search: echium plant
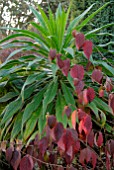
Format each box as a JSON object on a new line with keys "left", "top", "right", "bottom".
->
{"left": 0, "top": 4, "right": 114, "bottom": 168}
{"left": 1, "top": 29, "right": 114, "bottom": 170}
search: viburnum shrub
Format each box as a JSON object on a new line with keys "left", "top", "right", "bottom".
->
{"left": 1, "top": 30, "right": 114, "bottom": 170}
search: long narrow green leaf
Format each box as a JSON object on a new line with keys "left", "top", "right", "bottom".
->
{"left": 43, "top": 77, "right": 58, "bottom": 116}
{"left": 0, "top": 92, "right": 18, "bottom": 103}
{"left": 22, "top": 87, "right": 46, "bottom": 127}
{"left": 61, "top": 81, "right": 76, "bottom": 110}
{"left": 11, "top": 112, "right": 23, "bottom": 140}
{"left": 56, "top": 90, "right": 67, "bottom": 127}
{"left": 1, "top": 97, "right": 22, "bottom": 126}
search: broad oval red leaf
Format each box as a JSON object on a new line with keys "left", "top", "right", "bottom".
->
{"left": 87, "top": 87, "right": 95, "bottom": 102}
{"left": 99, "top": 89, "right": 104, "bottom": 97}
{"left": 70, "top": 64, "right": 84, "bottom": 80}
{"left": 79, "top": 147, "right": 97, "bottom": 169}
{"left": 20, "top": 155, "right": 34, "bottom": 170}
{"left": 87, "top": 130, "right": 94, "bottom": 147}
{"left": 72, "top": 30, "right": 77, "bottom": 37}
{"left": 62, "top": 59, "right": 70, "bottom": 77}
{"left": 49, "top": 49, "right": 56, "bottom": 61}
{"left": 11, "top": 149, "right": 21, "bottom": 170}
{"left": 47, "top": 115, "right": 57, "bottom": 129}
{"left": 56, "top": 54, "right": 64, "bottom": 69}
{"left": 54, "top": 122, "right": 64, "bottom": 142}
{"left": 38, "top": 137, "right": 48, "bottom": 156}
{"left": 92, "top": 69, "right": 103, "bottom": 84}
{"left": 74, "top": 80, "right": 85, "bottom": 94}
{"left": 75, "top": 33, "right": 85, "bottom": 50}
{"left": 82, "top": 40, "right": 93, "bottom": 60}
{"left": 63, "top": 106, "right": 71, "bottom": 118}
{"left": 79, "top": 115, "right": 92, "bottom": 136}
{"left": 6, "top": 147, "right": 13, "bottom": 163}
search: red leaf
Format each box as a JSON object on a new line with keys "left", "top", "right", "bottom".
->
{"left": 6, "top": 147, "right": 13, "bottom": 163}
{"left": 20, "top": 155, "right": 34, "bottom": 170}
{"left": 72, "top": 30, "right": 77, "bottom": 37}
{"left": 56, "top": 54, "right": 64, "bottom": 69}
{"left": 62, "top": 59, "right": 70, "bottom": 77}
{"left": 92, "top": 69, "right": 103, "bottom": 84}
{"left": 63, "top": 106, "right": 71, "bottom": 118}
{"left": 87, "top": 87, "right": 95, "bottom": 102}
{"left": 74, "top": 80, "right": 84, "bottom": 94}
{"left": 82, "top": 87, "right": 95, "bottom": 105}
{"left": 79, "top": 115, "right": 92, "bottom": 136}
{"left": 75, "top": 33, "right": 85, "bottom": 50}
{"left": 71, "top": 110, "right": 77, "bottom": 129}
{"left": 78, "top": 109, "right": 86, "bottom": 121}
{"left": 94, "top": 132, "right": 103, "bottom": 147}
{"left": 47, "top": 115, "right": 57, "bottom": 129}
{"left": 38, "top": 137, "right": 48, "bottom": 156}
{"left": 99, "top": 89, "right": 104, "bottom": 97}
{"left": 53, "top": 122, "right": 64, "bottom": 142}
{"left": 10, "top": 149, "right": 21, "bottom": 170}
{"left": 70, "top": 64, "right": 84, "bottom": 80}
{"left": 82, "top": 40, "right": 93, "bottom": 60}
{"left": 105, "top": 77, "right": 113, "bottom": 92}
{"left": 79, "top": 147, "right": 97, "bottom": 169}
{"left": 49, "top": 49, "right": 56, "bottom": 61}
{"left": 108, "top": 93, "right": 114, "bottom": 115}
{"left": 87, "top": 130, "right": 94, "bottom": 147}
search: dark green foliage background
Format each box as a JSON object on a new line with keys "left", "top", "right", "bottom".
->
{"left": 71, "top": 0, "right": 114, "bottom": 58}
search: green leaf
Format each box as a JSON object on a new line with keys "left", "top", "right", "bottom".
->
{"left": 51, "top": 64, "right": 58, "bottom": 78}
{"left": 22, "top": 87, "right": 46, "bottom": 128}
{"left": 88, "top": 101, "right": 100, "bottom": 121}
{"left": 11, "top": 112, "right": 23, "bottom": 140}
{"left": 0, "top": 92, "right": 18, "bottom": 103}
{"left": 94, "top": 97, "right": 112, "bottom": 114}
{"left": 61, "top": 81, "right": 76, "bottom": 110}
{"left": 21, "top": 72, "right": 45, "bottom": 100}
{"left": 1, "top": 97, "right": 22, "bottom": 126}
{"left": 23, "top": 111, "right": 38, "bottom": 140}
{"left": 64, "top": 47, "right": 74, "bottom": 57}
{"left": 38, "top": 109, "right": 46, "bottom": 136}
{"left": 42, "top": 78, "right": 58, "bottom": 116}
{"left": 56, "top": 90, "right": 67, "bottom": 127}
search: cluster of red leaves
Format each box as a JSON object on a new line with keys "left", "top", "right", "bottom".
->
{"left": 1, "top": 115, "right": 114, "bottom": 170}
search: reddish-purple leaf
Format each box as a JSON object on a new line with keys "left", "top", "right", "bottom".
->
{"left": 87, "top": 87, "right": 95, "bottom": 102}
{"left": 87, "top": 130, "right": 94, "bottom": 147}
{"left": 108, "top": 93, "right": 114, "bottom": 115}
{"left": 10, "top": 149, "right": 21, "bottom": 170}
{"left": 92, "top": 69, "right": 103, "bottom": 84}
{"left": 20, "top": 155, "right": 34, "bottom": 170}
{"left": 99, "top": 89, "right": 104, "bottom": 97}
{"left": 70, "top": 64, "right": 84, "bottom": 80}
{"left": 74, "top": 80, "right": 84, "bottom": 94}
{"left": 82, "top": 40, "right": 93, "bottom": 60}
{"left": 63, "top": 106, "right": 71, "bottom": 118}
{"left": 38, "top": 137, "right": 48, "bottom": 156}
{"left": 94, "top": 132, "right": 103, "bottom": 147}
{"left": 75, "top": 33, "right": 85, "bottom": 50}
{"left": 6, "top": 147, "right": 14, "bottom": 163}
{"left": 47, "top": 115, "right": 57, "bottom": 129}
{"left": 53, "top": 122, "right": 64, "bottom": 142}
{"left": 79, "top": 115, "right": 92, "bottom": 136}
{"left": 72, "top": 30, "right": 77, "bottom": 37}
{"left": 27, "top": 145, "right": 34, "bottom": 156}
{"left": 56, "top": 54, "right": 64, "bottom": 69}
{"left": 71, "top": 110, "right": 77, "bottom": 130}
{"left": 105, "top": 77, "right": 113, "bottom": 92}
{"left": 62, "top": 59, "right": 70, "bottom": 77}
{"left": 79, "top": 147, "right": 97, "bottom": 169}
{"left": 82, "top": 87, "right": 95, "bottom": 105}
{"left": 49, "top": 49, "right": 56, "bottom": 61}
{"left": 78, "top": 109, "right": 86, "bottom": 121}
